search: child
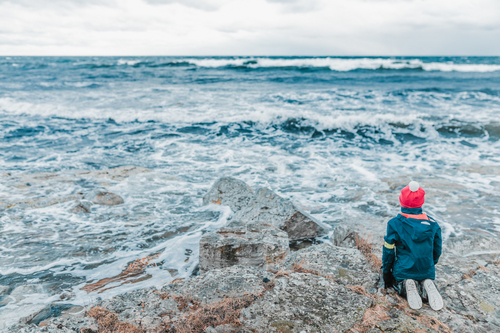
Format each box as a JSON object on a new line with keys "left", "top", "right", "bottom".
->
{"left": 382, "top": 181, "right": 443, "bottom": 310}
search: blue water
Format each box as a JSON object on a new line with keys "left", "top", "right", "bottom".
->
{"left": 1, "top": 56, "right": 500, "bottom": 327}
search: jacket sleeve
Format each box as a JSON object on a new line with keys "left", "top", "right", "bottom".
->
{"left": 433, "top": 225, "right": 442, "bottom": 265}
{"left": 382, "top": 219, "right": 398, "bottom": 273}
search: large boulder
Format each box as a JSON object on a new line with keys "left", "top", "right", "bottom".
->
{"left": 285, "top": 242, "right": 379, "bottom": 290}
{"left": 232, "top": 187, "right": 327, "bottom": 240}
{"left": 199, "top": 222, "right": 289, "bottom": 273}
{"left": 202, "top": 177, "right": 254, "bottom": 213}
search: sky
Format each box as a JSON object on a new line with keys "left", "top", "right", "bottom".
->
{"left": 0, "top": 0, "right": 499, "bottom": 56}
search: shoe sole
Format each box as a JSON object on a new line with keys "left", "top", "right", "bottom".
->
{"left": 405, "top": 279, "right": 422, "bottom": 310}
{"left": 423, "top": 279, "right": 444, "bottom": 311}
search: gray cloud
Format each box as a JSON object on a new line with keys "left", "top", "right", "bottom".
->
{"left": 0, "top": 0, "right": 115, "bottom": 7}
{"left": 144, "top": 0, "right": 223, "bottom": 11}
{"left": 0, "top": 0, "right": 498, "bottom": 56}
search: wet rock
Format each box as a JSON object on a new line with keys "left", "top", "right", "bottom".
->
{"left": 69, "top": 200, "right": 93, "bottom": 214}
{"left": 233, "top": 187, "right": 327, "bottom": 240}
{"left": 86, "top": 191, "right": 124, "bottom": 206}
{"left": 199, "top": 222, "right": 289, "bottom": 273}
{"left": 285, "top": 242, "right": 379, "bottom": 289}
{"left": 10, "top": 284, "right": 45, "bottom": 301}
{"left": 241, "top": 272, "right": 372, "bottom": 332}
{"left": 0, "top": 285, "right": 8, "bottom": 296}
{"left": 202, "top": 177, "right": 254, "bottom": 213}
{"left": 86, "top": 165, "right": 152, "bottom": 181}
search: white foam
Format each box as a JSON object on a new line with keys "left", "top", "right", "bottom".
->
{"left": 181, "top": 57, "right": 500, "bottom": 72}
{"left": 117, "top": 59, "right": 141, "bottom": 66}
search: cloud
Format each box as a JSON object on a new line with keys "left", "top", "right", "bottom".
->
{"left": 0, "top": 0, "right": 498, "bottom": 55}
{"left": 144, "top": 0, "right": 229, "bottom": 11}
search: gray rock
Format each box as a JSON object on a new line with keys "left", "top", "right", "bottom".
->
{"left": 285, "top": 242, "right": 379, "bottom": 289}
{"left": 202, "top": 177, "right": 254, "bottom": 213}
{"left": 241, "top": 272, "right": 372, "bottom": 332}
{"left": 233, "top": 187, "right": 327, "bottom": 240}
{"left": 435, "top": 234, "right": 500, "bottom": 289}
{"left": 332, "top": 223, "right": 358, "bottom": 248}
{"left": 69, "top": 200, "right": 93, "bottom": 214}
{"left": 162, "top": 265, "right": 274, "bottom": 304}
{"left": 97, "top": 286, "right": 180, "bottom": 331}
{"left": 86, "top": 191, "right": 124, "bottom": 206}
{"left": 438, "top": 263, "right": 500, "bottom": 331}
{"left": 199, "top": 222, "right": 289, "bottom": 273}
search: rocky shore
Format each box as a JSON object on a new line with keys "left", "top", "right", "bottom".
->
{"left": 4, "top": 177, "right": 500, "bottom": 332}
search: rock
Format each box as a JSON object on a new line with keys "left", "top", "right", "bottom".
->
{"left": 437, "top": 262, "right": 500, "bottom": 331}
{"left": 162, "top": 265, "right": 274, "bottom": 304}
{"left": 199, "top": 222, "right": 289, "bottom": 273}
{"left": 332, "top": 223, "right": 358, "bottom": 248}
{"left": 87, "top": 165, "right": 152, "bottom": 181}
{"left": 435, "top": 234, "right": 500, "bottom": 289}
{"left": 69, "top": 200, "right": 93, "bottom": 214}
{"left": 10, "top": 284, "right": 45, "bottom": 301}
{"left": 202, "top": 177, "right": 254, "bottom": 213}
{"left": 233, "top": 187, "right": 327, "bottom": 240}
{"left": 285, "top": 243, "right": 379, "bottom": 289}
{"left": 0, "top": 285, "right": 8, "bottom": 296}
{"left": 86, "top": 191, "right": 124, "bottom": 206}
{"left": 241, "top": 272, "right": 372, "bottom": 332}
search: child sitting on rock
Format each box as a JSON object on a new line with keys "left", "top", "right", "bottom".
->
{"left": 382, "top": 181, "right": 444, "bottom": 310}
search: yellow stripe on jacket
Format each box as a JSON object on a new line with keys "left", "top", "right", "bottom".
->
{"left": 384, "top": 241, "right": 395, "bottom": 249}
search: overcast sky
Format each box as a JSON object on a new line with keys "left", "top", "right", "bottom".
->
{"left": 0, "top": 0, "right": 499, "bottom": 56}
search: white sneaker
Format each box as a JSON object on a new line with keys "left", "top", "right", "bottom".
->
{"left": 405, "top": 279, "right": 422, "bottom": 310}
{"left": 423, "top": 279, "right": 444, "bottom": 311}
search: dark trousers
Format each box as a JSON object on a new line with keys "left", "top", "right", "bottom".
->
{"left": 393, "top": 279, "right": 430, "bottom": 301}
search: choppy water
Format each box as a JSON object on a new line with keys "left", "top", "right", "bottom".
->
{"left": 1, "top": 56, "right": 500, "bottom": 327}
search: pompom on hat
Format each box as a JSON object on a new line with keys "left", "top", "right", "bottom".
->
{"left": 399, "top": 181, "right": 425, "bottom": 208}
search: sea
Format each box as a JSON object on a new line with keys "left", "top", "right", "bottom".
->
{"left": 1, "top": 56, "right": 500, "bottom": 327}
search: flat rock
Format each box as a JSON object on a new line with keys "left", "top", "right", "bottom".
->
{"left": 86, "top": 191, "right": 124, "bottom": 206}
{"left": 285, "top": 242, "right": 379, "bottom": 289}
{"left": 199, "top": 222, "right": 289, "bottom": 273}
{"left": 435, "top": 234, "right": 500, "bottom": 289}
{"left": 233, "top": 187, "right": 327, "bottom": 240}
{"left": 163, "top": 265, "right": 274, "bottom": 304}
{"left": 202, "top": 177, "right": 254, "bottom": 213}
{"left": 438, "top": 263, "right": 500, "bottom": 331}
{"left": 85, "top": 165, "right": 152, "bottom": 181}
{"left": 241, "top": 272, "right": 372, "bottom": 332}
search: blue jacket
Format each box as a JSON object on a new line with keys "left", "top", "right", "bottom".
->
{"left": 382, "top": 207, "right": 442, "bottom": 281}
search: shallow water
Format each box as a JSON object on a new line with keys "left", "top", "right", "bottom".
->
{"left": 1, "top": 56, "right": 500, "bottom": 327}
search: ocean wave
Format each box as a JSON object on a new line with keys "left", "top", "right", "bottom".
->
{"left": 3, "top": 57, "right": 500, "bottom": 73}
{"left": 149, "top": 57, "right": 500, "bottom": 72}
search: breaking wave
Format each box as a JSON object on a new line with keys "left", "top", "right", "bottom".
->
{"left": 114, "top": 57, "right": 500, "bottom": 72}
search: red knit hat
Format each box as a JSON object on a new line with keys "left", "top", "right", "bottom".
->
{"left": 399, "top": 181, "right": 425, "bottom": 208}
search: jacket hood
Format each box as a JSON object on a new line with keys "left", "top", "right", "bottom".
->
{"left": 398, "top": 213, "right": 433, "bottom": 243}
